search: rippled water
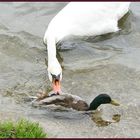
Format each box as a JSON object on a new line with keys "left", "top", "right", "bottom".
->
{"left": 0, "top": 2, "right": 140, "bottom": 138}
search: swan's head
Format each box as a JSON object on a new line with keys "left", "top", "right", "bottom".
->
{"left": 48, "top": 59, "right": 62, "bottom": 94}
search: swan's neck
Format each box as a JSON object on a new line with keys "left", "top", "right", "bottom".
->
{"left": 47, "top": 35, "right": 57, "bottom": 63}
{"left": 46, "top": 32, "right": 62, "bottom": 77}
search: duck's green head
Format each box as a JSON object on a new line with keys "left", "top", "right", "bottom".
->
{"left": 88, "top": 94, "right": 120, "bottom": 110}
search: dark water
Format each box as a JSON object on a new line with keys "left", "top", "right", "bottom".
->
{"left": 0, "top": 2, "right": 140, "bottom": 138}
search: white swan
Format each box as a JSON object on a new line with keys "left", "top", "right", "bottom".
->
{"left": 43, "top": 2, "right": 131, "bottom": 94}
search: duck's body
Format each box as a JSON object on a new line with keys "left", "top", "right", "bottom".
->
{"left": 43, "top": 2, "right": 131, "bottom": 93}
{"left": 34, "top": 93, "right": 89, "bottom": 111}
{"left": 33, "top": 93, "right": 119, "bottom": 111}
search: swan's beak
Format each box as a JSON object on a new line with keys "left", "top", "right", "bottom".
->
{"left": 110, "top": 99, "right": 120, "bottom": 106}
{"left": 52, "top": 80, "right": 61, "bottom": 94}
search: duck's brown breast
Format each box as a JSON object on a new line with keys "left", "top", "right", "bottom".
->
{"left": 71, "top": 100, "right": 89, "bottom": 111}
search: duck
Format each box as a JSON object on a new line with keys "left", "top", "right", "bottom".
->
{"left": 43, "top": 2, "right": 131, "bottom": 94}
{"left": 33, "top": 93, "right": 120, "bottom": 111}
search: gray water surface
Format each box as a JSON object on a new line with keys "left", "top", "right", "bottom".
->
{"left": 0, "top": 2, "right": 140, "bottom": 138}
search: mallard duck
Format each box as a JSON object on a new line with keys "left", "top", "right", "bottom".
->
{"left": 33, "top": 93, "right": 120, "bottom": 111}
{"left": 43, "top": 2, "right": 131, "bottom": 94}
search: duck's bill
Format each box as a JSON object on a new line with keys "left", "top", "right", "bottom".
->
{"left": 110, "top": 99, "right": 120, "bottom": 106}
{"left": 52, "top": 80, "right": 61, "bottom": 94}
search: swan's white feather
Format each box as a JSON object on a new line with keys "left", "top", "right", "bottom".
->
{"left": 44, "top": 2, "right": 130, "bottom": 80}
{"left": 44, "top": 2, "right": 130, "bottom": 43}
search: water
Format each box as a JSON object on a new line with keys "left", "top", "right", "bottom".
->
{"left": 0, "top": 2, "right": 140, "bottom": 138}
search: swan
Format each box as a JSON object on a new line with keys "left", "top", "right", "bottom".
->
{"left": 43, "top": 2, "right": 131, "bottom": 94}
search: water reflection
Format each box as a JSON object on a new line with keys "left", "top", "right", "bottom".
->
{"left": 90, "top": 111, "right": 121, "bottom": 127}
{"left": 0, "top": 2, "right": 140, "bottom": 137}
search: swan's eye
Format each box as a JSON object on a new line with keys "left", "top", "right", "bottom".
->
{"left": 51, "top": 73, "right": 60, "bottom": 81}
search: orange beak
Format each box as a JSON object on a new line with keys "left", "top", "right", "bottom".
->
{"left": 52, "top": 80, "right": 61, "bottom": 94}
